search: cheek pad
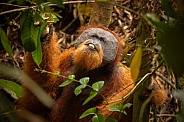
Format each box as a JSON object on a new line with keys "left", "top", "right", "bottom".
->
{"left": 75, "top": 28, "right": 118, "bottom": 64}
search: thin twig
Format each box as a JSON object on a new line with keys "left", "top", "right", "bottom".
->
{"left": 122, "top": 61, "right": 164, "bottom": 102}
{"left": 109, "top": 1, "right": 139, "bottom": 15}
{"left": 0, "top": 7, "right": 29, "bottom": 15}
{"left": 0, "top": 3, "right": 27, "bottom": 7}
{"left": 62, "top": 18, "right": 78, "bottom": 32}
{"left": 155, "top": 71, "right": 176, "bottom": 89}
{"left": 139, "top": 91, "right": 154, "bottom": 122}
{"left": 157, "top": 114, "right": 176, "bottom": 117}
{"left": 0, "top": 1, "right": 94, "bottom": 16}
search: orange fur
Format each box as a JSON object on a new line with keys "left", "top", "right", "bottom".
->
{"left": 73, "top": 41, "right": 103, "bottom": 70}
{"left": 18, "top": 31, "right": 61, "bottom": 118}
{"left": 18, "top": 25, "right": 167, "bottom": 122}
{"left": 150, "top": 78, "right": 167, "bottom": 106}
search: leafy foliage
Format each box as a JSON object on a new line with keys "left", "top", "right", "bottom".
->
{"left": 59, "top": 75, "right": 75, "bottom": 87}
{"left": 79, "top": 108, "right": 106, "bottom": 122}
{"left": 108, "top": 103, "right": 132, "bottom": 115}
{"left": 32, "top": 22, "right": 48, "bottom": 66}
{"left": 74, "top": 77, "right": 89, "bottom": 96}
{"left": 0, "top": 79, "right": 23, "bottom": 99}
{"left": 0, "top": 27, "right": 13, "bottom": 57}
{"left": 92, "top": 81, "right": 104, "bottom": 92}
{"left": 130, "top": 46, "right": 142, "bottom": 81}
{"left": 92, "top": 114, "right": 105, "bottom": 122}
{"left": 20, "top": 10, "right": 37, "bottom": 52}
{"left": 60, "top": 75, "right": 104, "bottom": 105}
{"left": 79, "top": 107, "right": 96, "bottom": 119}
{"left": 143, "top": 10, "right": 184, "bottom": 76}
{"left": 83, "top": 91, "right": 98, "bottom": 105}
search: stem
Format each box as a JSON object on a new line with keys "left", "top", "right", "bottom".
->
{"left": 109, "top": 1, "right": 139, "bottom": 15}
{"left": 139, "top": 91, "right": 154, "bottom": 122}
{"left": 35, "top": 68, "right": 108, "bottom": 103}
{"left": 0, "top": 1, "right": 95, "bottom": 15}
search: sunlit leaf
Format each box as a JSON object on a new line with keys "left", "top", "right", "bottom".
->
{"left": 122, "top": 103, "right": 132, "bottom": 109}
{"left": 122, "top": 110, "right": 127, "bottom": 115}
{"left": 92, "top": 81, "right": 104, "bottom": 92}
{"left": 74, "top": 84, "right": 86, "bottom": 96}
{"left": 83, "top": 91, "right": 97, "bottom": 105}
{"left": 59, "top": 75, "right": 75, "bottom": 87}
{"left": 108, "top": 103, "right": 122, "bottom": 112}
{"left": 0, "top": 79, "right": 23, "bottom": 99}
{"left": 68, "top": 75, "right": 75, "bottom": 79}
{"left": 92, "top": 114, "right": 105, "bottom": 122}
{"left": 50, "top": 13, "right": 59, "bottom": 22}
{"left": 79, "top": 107, "right": 96, "bottom": 119}
{"left": 0, "top": 27, "right": 13, "bottom": 57}
{"left": 51, "top": 71, "right": 60, "bottom": 78}
{"left": 79, "top": 77, "right": 89, "bottom": 85}
{"left": 130, "top": 46, "right": 142, "bottom": 81}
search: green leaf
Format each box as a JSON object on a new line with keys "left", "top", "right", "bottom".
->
{"left": 0, "top": 27, "right": 13, "bottom": 57}
{"left": 79, "top": 77, "right": 89, "bottom": 85}
{"left": 0, "top": 79, "right": 23, "bottom": 99}
{"left": 50, "top": 13, "right": 59, "bottom": 23}
{"left": 32, "top": 23, "right": 48, "bottom": 66}
{"left": 130, "top": 46, "right": 142, "bottom": 81}
{"left": 59, "top": 75, "right": 75, "bottom": 87}
{"left": 108, "top": 103, "right": 123, "bottom": 112}
{"left": 105, "top": 117, "right": 118, "bottom": 122}
{"left": 74, "top": 84, "right": 86, "bottom": 96}
{"left": 122, "top": 110, "right": 127, "bottom": 115}
{"left": 143, "top": 13, "right": 169, "bottom": 33}
{"left": 68, "top": 75, "right": 75, "bottom": 79}
{"left": 20, "top": 17, "right": 37, "bottom": 52}
{"left": 51, "top": 71, "right": 60, "bottom": 78}
{"left": 92, "top": 114, "right": 105, "bottom": 122}
{"left": 83, "top": 91, "right": 97, "bottom": 105}
{"left": 145, "top": 13, "right": 160, "bottom": 23}
{"left": 31, "top": 28, "right": 40, "bottom": 66}
{"left": 20, "top": 10, "right": 29, "bottom": 31}
{"left": 59, "top": 79, "right": 73, "bottom": 87}
{"left": 121, "top": 103, "right": 132, "bottom": 115}
{"left": 92, "top": 81, "right": 104, "bottom": 92}
{"left": 33, "top": 11, "right": 43, "bottom": 22}
{"left": 79, "top": 107, "right": 96, "bottom": 119}
{"left": 122, "top": 103, "right": 132, "bottom": 109}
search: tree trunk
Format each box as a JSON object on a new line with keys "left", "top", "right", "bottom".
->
{"left": 89, "top": 0, "right": 113, "bottom": 27}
